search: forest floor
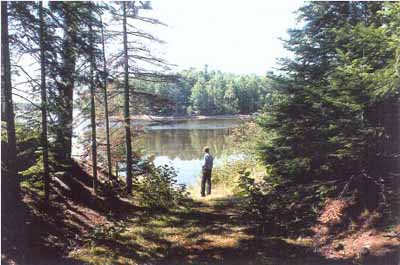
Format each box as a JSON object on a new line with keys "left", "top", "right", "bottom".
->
{"left": 69, "top": 196, "right": 357, "bottom": 265}
{"left": 2, "top": 163, "right": 399, "bottom": 265}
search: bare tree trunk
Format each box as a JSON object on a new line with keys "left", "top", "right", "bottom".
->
{"left": 89, "top": 9, "right": 97, "bottom": 192}
{"left": 1, "top": 1, "right": 19, "bottom": 199}
{"left": 100, "top": 15, "right": 113, "bottom": 179}
{"left": 39, "top": 1, "right": 50, "bottom": 202}
{"left": 123, "top": 2, "right": 133, "bottom": 194}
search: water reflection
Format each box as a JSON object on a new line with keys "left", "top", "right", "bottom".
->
{"left": 139, "top": 118, "right": 240, "bottom": 185}
{"left": 140, "top": 128, "right": 233, "bottom": 160}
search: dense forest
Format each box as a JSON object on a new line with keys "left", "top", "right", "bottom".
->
{"left": 1, "top": 1, "right": 400, "bottom": 265}
{"left": 75, "top": 67, "right": 274, "bottom": 119}
{"left": 133, "top": 66, "right": 274, "bottom": 115}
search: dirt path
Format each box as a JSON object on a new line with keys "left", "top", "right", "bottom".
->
{"left": 72, "top": 197, "right": 350, "bottom": 265}
{"left": 4, "top": 163, "right": 398, "bottom": 265}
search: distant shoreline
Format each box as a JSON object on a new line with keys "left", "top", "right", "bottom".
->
{"left": 129, "top": 114, "right": 252, "bottom": 122}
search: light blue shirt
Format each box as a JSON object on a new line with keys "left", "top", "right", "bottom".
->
{"left": 203, "top": 153, "right": 214, "bottom": 170}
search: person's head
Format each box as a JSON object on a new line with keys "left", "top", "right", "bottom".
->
{"left": 203, "top": 146, "right": 210, "bottom": 153}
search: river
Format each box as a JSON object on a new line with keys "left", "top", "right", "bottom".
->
{"left": 138, "top": 117, "right": 242, "bottom": 185}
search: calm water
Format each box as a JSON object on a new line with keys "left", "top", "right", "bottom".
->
{"left": 139, "top": 118, "right": 241, "bottom": 185}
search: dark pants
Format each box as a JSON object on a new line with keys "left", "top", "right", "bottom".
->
{"left": 201, "top": 169, "right": 212, "bottom": 196}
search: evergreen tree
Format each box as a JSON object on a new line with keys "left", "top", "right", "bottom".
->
{"left": 107, "top": 1, "right": 169, "bottom": 193}
{"left": 1, "top": 1, "right": 20, "bottom": 202}
{"left": 39, "top": 1, "right": 50, "bottom": 201}
{"left": 243, "top": 2, "right": 399, "bottom": 232}
{"left": 88, "top": 3, "right": 98, "bottom": 191}
{"left": 100, "top": 13, "right": 113, "bottom": 179}
{"left": 48, "top": 2, "right": 79, "bottom": 163}
{"left": 122, "top": 1, "right": 133, "bottom": 193}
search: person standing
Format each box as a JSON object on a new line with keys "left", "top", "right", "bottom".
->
{"left": 201, "top": 146, "right": 213, "bottom": 197}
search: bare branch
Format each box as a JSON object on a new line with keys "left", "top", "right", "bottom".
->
{"left": 11, "top": 64, "right": 41, "bottom": 87}
{"left": 131, "top": 16, "right": 167, "bottom": 26}
{"left": 12, "top": 93, "right": 42, "bottom": 110}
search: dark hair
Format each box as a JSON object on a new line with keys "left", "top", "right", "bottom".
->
{"left": 203, "top": 146, "right": 210, "bottom": 153}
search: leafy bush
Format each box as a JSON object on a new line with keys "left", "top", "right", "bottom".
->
{"left": 135, "top": 161, "right": 191, "bottom": 210}
{"left": 227, "top": 119, "right": 266, "bottom": 157}
{"left": 211, "top": 157, "right": 264, "bottom": 196}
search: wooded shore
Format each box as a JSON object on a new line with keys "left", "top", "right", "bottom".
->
{"left": 131, "top": 114, "right": 251, "bottom": 122}
{"left": 109, "top": 114, "right": 252, "bottom": 125}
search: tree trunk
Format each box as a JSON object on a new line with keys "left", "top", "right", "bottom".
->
{"left": 56, "top": 3, "right": 77, "bottom": 163}
{"left": 100, "top": 15, "right": 113, "bottom": 179}
{"left": 39, "top": 1, "right": 50, "bottom": 202}
{"left": 89, "top": 9, "right": 97, "bottom": 192}
{"left": 1, "top": 1, "right": 19, "bottom": 200}
{"left": 116, "top": 161, "right": 119, "bottom": 178}
{"left": 123, "top": 2, "right": 133, "bottom": 194}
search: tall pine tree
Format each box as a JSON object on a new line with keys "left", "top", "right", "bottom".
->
{"left": 245, "top": 2, "right": 399, "bottom": 232}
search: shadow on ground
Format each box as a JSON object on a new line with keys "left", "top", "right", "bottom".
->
{"left": 3, "top": 171, "right": 398, "bottom": 265}
{"left": 74, "top": 197, "right": 373, "bottom": 265}
{"left": 1, "top": 160, "right": 141, "bottom": 265}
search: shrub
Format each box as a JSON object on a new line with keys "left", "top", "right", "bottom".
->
{"left": 135, "top": 161, "right": 191, "bottom": 210}
{"left": 237, "top": 169, "right": 336, "bottom": 236}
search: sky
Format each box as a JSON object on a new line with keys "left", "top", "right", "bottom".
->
{"left": 12, "top": 0, "right": 305, "bottom": 105}
{"left": 146, "top": 0, "right": 304, "bottom": 75}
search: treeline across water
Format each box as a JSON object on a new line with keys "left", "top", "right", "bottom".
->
{"left": 131, "top": 66, "right": 274, "bottom": 115}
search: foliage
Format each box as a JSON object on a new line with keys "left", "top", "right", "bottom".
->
{"left": 238, "top": 170, "right": 336, "bottom": 236}
{"left": 135, "top": 161, "right": 191, "bottom": 210}
{"left": 237, "top": 2, "right": 400, "bottom": 235}
{"left": 227, "top": 119, "right": 267, "bottom": 157}
{"left": 210, "top": 158, "right": 257, "bottom": 196}
{"left": 220, "top": 119, "right": 335, "bottom": 234}
{"left": 15, "top": 124, "right": 61, "bottom": 181}
{"left": 1, "top": 122, "right": 47, "bottom": 195}
{"left": 184, "top": 119, "right": 268, "bottom": 197}
{"left": 134, "top": 67, "right": 274, "bottom": 116}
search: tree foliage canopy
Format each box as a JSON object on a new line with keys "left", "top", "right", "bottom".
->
{"left": 239, "top": 2, "right": 400, "bottom": 234}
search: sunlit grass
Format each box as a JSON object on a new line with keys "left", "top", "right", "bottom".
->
{"left": 188, "top": 181, "right": 236, "bottom": 200}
